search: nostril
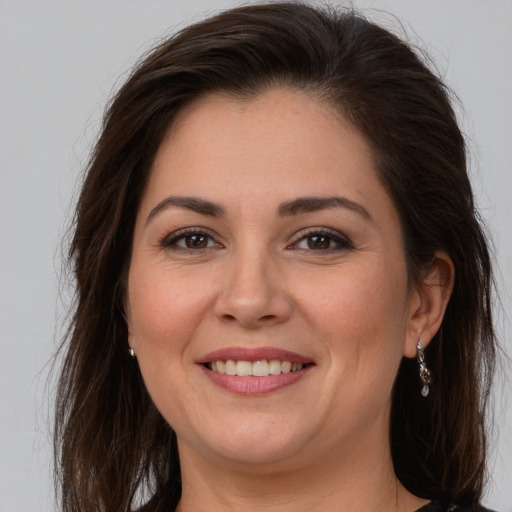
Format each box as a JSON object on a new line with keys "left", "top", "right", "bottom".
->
{"left": 214, "top": 291, "right": 292, "bottom": 327}
{"left": 220, "top": 313, "right": 277, "bottom": 325}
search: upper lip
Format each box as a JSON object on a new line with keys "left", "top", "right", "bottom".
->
{"left": 197, "top": 346, "right": 314, "bottom": 364}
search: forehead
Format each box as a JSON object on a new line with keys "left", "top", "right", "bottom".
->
{"left": 151, "top": 89, "right": 376, "bottom": 193}
{"left": 139, "top": 88, "right": 395, "bottom": 226}
{"left": 133, "top": 88, "right": 405, "bottom": 264}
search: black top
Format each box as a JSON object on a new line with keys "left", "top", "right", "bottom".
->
{"left": 418, "top": 503, "right": 496, "bottom": 512}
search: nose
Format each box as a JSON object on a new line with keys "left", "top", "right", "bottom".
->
{"left": 213, "top": 250, "right": 292, "bottom": 329}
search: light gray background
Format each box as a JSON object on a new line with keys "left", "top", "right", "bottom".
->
{"left": 1, "top": 1, "right": 510, "bottom": 510}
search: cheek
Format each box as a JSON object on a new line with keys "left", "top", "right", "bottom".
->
{"left": 300, "top": 262, "right": 409, "bottom": 427}
{"left": 126, "top": 266, "right": 210, "bottom": 422}
{"left": 298, "top": 260, "right": 409, "bottom": 386}
{"left": 303, "top": 262, "right": 407, "bottom": 337}
{"left": 127, "top": 264, "right": 214, "bottom": 357}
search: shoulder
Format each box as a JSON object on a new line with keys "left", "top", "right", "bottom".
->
{"left": 447, "top": 507, "right": 497, "bottom": 512}
{"left": 418, "top": 503, "right": 497, "bottom": 512}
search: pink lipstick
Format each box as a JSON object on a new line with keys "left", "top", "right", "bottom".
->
{"left": 198, "top": 346, "right": 313, "bottom": 364}
{"left": 197, "top": 346, "right": 314, "bottom": 395}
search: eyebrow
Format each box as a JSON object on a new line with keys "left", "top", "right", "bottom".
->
{"left": 278, "top": 196, "right": 372, "bottom": 221}
{"left": 145, "top": 194, "right": 372, "bottom": 225}
{"left": 146, "top": 196, "right": 225, "bottom": 225}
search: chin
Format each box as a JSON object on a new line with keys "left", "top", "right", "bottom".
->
{"left": 183, "top": 416, "right": 315, "bottom": 469}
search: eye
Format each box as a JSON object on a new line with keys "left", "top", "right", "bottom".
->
{"left": 161, "top": 228, "right": 222, "bottom": 251}
{"left": 291, "top": 229, "right": 353, "bottom": 252}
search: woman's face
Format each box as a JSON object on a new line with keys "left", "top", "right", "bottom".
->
{"left": 126, "top": 89, "right": 420, "bottom": 470}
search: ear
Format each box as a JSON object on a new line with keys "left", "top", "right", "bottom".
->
{"left": 403, "top": 250, "right": 455, "bottom": 358}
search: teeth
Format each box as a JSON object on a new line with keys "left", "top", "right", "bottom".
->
{"left": 225, "top": 360, "right": 237, "bottom": 375}
{"left": 253, "top": 360, "right": 269, "bottom": 377}
{"left": 209, "top": 359, "right": 304, "bottom": 376}
{"left": 216, "top": 360, "right": 226, "bottom": 374}
{"left": 236, "top": 360, "right": 252, "bottom": 376}
{"left": 269, "top": 359, "right": 282, "bottom": 375}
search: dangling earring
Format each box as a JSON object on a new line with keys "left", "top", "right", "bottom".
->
{"left": 416, "top": 340, "right": 433, "bottom": 397}
{"left": 128, "top": 347, "right": 136, "bottom": 358}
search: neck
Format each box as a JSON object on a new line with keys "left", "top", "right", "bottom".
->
{"left": 175, "top": 422, "right": 428, "bottom": 512}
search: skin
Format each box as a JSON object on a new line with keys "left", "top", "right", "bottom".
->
{"left": 126, "top": 88, "right": 453, "bottom": 512}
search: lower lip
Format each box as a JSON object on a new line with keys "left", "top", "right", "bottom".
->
{"left": 200, "top": 365, "right": 313, "bottom": 395}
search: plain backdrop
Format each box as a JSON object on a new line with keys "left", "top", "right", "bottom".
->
{"left": 0, "top": 1, "right": 510, "bottom": 511}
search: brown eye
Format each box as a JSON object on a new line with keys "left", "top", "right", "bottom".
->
{"left": 307, "top": 235, "right": 331, "bottom": 250}
{"left": 185, "top": 234, "right": 208, "bottom": 248}
{"left": 162, "top": 229, "right": 222, "bottom": 251}
{"left": 291, "top": 229, "right": 353, "bottom": 253}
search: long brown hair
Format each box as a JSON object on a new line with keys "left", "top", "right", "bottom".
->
{"left": 54, "top": 3, "right": 497, "bottom": 511}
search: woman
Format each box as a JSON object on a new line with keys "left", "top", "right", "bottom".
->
{"left": 54, "top": 3, "right": 497, "bottom": 511}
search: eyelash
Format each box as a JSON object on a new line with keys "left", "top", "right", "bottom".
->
{"left": 160, "top": 227, "right": 353, "bottom": 253}
{"left": 289, "top": 228, "right": 354, "bottom": 253}
{"left": 160, "top": 227, "right": 222, "bottom": 252}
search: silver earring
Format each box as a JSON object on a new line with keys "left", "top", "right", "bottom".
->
{"left": 128, "top": 347, "right": 136, "bottom": 358}
{"left": 416, "top": 340, "right": 433, "bottom": 397}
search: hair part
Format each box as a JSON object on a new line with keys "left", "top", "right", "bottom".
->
{"left": 55, "top": 3, "right": 496, "bottom": 511}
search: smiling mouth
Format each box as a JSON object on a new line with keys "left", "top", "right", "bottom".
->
{"left": 206, "top": 360, "right": 313, "bottom": 377}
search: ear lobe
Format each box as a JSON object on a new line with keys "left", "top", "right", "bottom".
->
{"left": 403, "top": 250, "right": 455, "bottom": 358}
